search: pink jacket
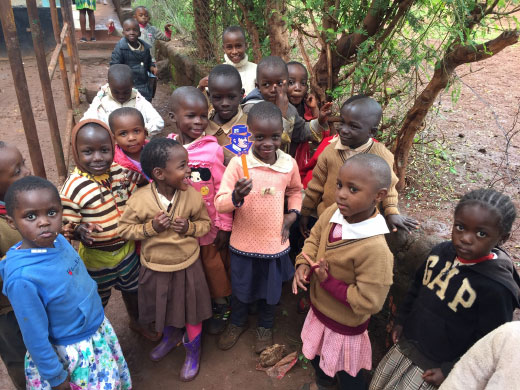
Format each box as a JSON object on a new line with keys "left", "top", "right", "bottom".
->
{"left": 114, "top": 142, "right": 150, "bottom": 181}
{"left": 168, "top": 134, "right": 232, "bottom": 245}
{"left": 215, "top": 150, "right": 303, "bottom": 256}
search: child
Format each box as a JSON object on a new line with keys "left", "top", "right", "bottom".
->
{"left": 370, "top": 188, "right": 520, "bottom": 390}
{"left": 0, "top": 142, "right": 30, "bottom": 390}
{"left": 133, "top": 6, "right": 172, "bottom": 62}
{"left": 207, "top": 64, "right": 248, "bottom": 164}
{"left": 60, "top": 119, "right": 157, "bottom": 341}
{"left": 111, "top": 19, "right": 156, "bottom": 102}
{"left": 109, "top": 107, "right": 150, "bottom": 181}
{"left": 166, "top": 87, "right": 233, "bottom": 335}
{"left": 215, "top": 101, "right": 303, "bottom": 353}
{"left": 300, "top": 96, "right": 418, "bottom": 236}
{"left": 293, "top": 154, "right": 395, "bottom": 390}
{"left": 287, "top": 61, "right": 318, "bottom": 121}
{"left": 242, "top": 56, "right": 331, "bottom": 156}
{"left": 117, "top": 138, "right": 212, "bottom": 381}
{"left": 82, "top": 64, "right": 164, "bottom": 135}
{"left": 0, "top": 176, "right": 131, "bottom": 390}
{"left": 76, "top": 0, "right": 96, "bottom": 42}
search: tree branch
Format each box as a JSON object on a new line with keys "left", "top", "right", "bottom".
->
{"left": 235, "top": 0, "right": 263, "bottom": 62}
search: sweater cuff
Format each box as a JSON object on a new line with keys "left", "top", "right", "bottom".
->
{"left": 232, "top": 191, "right": 244, "bottom": 208}
{"left": 47, "top": 369, "right": 69, "bottom": 388}
{"left": 383, "top": 206, "right": 400, "bottom": 216}
{"left": 295, "top": 255, "right": 309, "bottom": 268}
{"left": 185, "top": 220, "right": 196, "bottom": 236}
{"left": 143, "top": 221, "right": 158, "bottom": 238}
{"left": 320, "top": 273, "right": 350, "bottom": 307}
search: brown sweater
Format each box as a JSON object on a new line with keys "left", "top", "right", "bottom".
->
{"left": 207, "top": 107, "right": 248, "bottom": 164}
{"left": 295, "top": 204, "right": 394, "bottom": 327}
{"left": 301, "top": 138, "right": 400, "bottom": 217}
{"left": 117, "top": 184, "right": 211, "bottom": 272}
{"left": 0, "top": 216, "right": 22, "bottom": 315}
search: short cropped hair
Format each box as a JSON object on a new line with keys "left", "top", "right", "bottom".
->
{"left": 257, "top": 56, "right": 289, "bottom": 80}
{"left": 222, "top": 25, "right": 246, "bottom": 42}
{"left": 108, "top": 64, "right": 134, "bottom": 86}
{"left": 343, "top": 154, "right": 391, "bottom": 190}
{"left": 5, "top": 176, "right": 60, "bottom": 217}
{"left": 108, "top": 107, "right": 145, "bottom": 131}
{"left": 247, "top": 101, "right": 283, "bottom": 128}
{"left": 141, "top": 138, "right": 181, "bottom": 179}
{"left": 287, "top": 61, "right": 307, "bottom": 73}
{"left": 169, "top": 86, "right": 208, "bottom": 113}
{"left": 208, "top": 64, "right": 242, "bottom": 90}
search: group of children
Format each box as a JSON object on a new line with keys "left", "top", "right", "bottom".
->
{"left": 0, "top": 7, "right": 519, "bottom": 390}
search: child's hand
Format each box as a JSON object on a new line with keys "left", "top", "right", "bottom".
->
{"left": 164, "top": 23, "right": 173, "bottom": 34}
{"left": 391, "top": 324, "right": 403, "bottom": 344}
{"left": 197, "top": 76, "right": 209, "bottom": 91}
{"left": 61, "top": 222, "right": 76, "bottom": 242}
{"left": 318, "top": 102, "right": 333, "bottom": 126}
{"left": 305, "top": 256, "right": 329, "bottom": 283}
{"left": 172, "top": 217, "right": 189, "bottom": 234}
{"left": 275, "top": 80, "right": 289, "bottom": 117}
{"left": 422, "top": 368, "right": 445, "bottom": 386}
{"left": 234, "top": 178, "right": 253, "bottom": 202}
{"left": 150, "top": 66, "right": 158, "bottom": 76}
{"left": 306, "top": 94, "right": 320, "bottom": 119}
{"left": 299, "top": 215, "right": 310, "bottom": 238}
{"left": 52, "top": 377, "right": 71, "bottom": 390}
{"left": 386, "top": 214, "right": 420, "bottom": 234}
{"left": 213, "top": 230, "right": 231, "bottom": 251}
{"left": 152, "top": 211, "right": 170, "bottom": 233}
{"left": 292, "top": 264, "right": 311, "bottom": 294}
{"left": 281, "top": 212, "right": 297, "bottom": 244}
{"left": 123, "top": 168, "right": 147, "bottom": 185}
{"left": 76, "top": 223, "right": 103, "bottom": 246}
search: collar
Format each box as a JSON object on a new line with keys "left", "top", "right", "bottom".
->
{"left": 224, "top": 53, "right": 250, "bottom": 69}
{"left": 329, "top": 207, "right": 389, "bottom": 240}
{"left": 127, "top": 40, "right": 143, "bottom": 51}
{"left": 207, "top": 106, "right": 245, "bottom": 136}
{"left": 334, "top": 137, "right": 373, "bottom": 151}
{"left": 105, "top": 84, "right": 137, "bottom": 105}
{"left": 242, "top": 150, "right": 293, "bottom": 173}
{"left": 0, "top": 201, "right": 5, "bottom": 216}
{"left": 456, "top": 253, "right": 496, "bottom": 265}
{"left": 168, "top": 133, "right": 205, "bottom": 148}
{"left": 152, "top": 182, "right": 178, "bottom": 213}
{"left": 73, "top": 167, "right": 110, "bottom": 184}
{"left": 139, "top": 23, "right": 147, "bottom": 29}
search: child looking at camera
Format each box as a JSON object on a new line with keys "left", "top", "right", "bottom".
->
{"left": 133, "top": 6, "right": 172, "bottom": 61}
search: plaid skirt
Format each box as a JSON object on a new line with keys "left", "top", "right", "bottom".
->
{"left": 369, "top": 344, "right": 438, "bottom": 390}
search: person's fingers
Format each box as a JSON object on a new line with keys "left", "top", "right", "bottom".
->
{"left": 301, "top": 252, "right": 316, "bottom": 267}
{"left": 296, "top": 277, "right": 308, "bottom": 291}
{"left": 292, "top": 278, "right": 298, "bottom": 294}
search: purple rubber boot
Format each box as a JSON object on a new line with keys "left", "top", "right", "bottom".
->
{"left": 180, "top": 332, "right": 201, "bottom": 381}
{"left": 149, "top": 326, "right": 183, "bottom": 362}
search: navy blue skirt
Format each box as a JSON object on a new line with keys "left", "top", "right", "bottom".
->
{"left": 230, "top": 249, "right": 295, "bottom": 305}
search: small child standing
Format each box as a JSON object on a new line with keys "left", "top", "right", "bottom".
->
{"left": 133, "top": 6, "right": 172, "bottom": 61}
{"left": 82, "top": 64, "right": 164, "bottom": 135}
{"left": 111, "top": 19, "right": 156, "bottom": 102}
{"left": 370, "top": 188, "right": 519, "bottom": 390}
{"left": 117, "top": 138, "right": 212, "bottom": 381}
{"left": 293, "top": 154, "right": 394, "bottom": 390}
{"left": 166, "top": 87, "right": 233, "bottom": 335}
{"left": 215, "top": 101, "right": 303, "bottom": 353}
{"left": 0, "top": 176, "right": 131, "bottom": 390}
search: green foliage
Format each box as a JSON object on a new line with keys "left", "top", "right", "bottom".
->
{"left": 132, "top": 0, "right": 194, "bottom": 36}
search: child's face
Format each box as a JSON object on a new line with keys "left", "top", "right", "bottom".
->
{"left": 111, "top": 115, "right": 147, "bottom": 158}
{"left": 7, "top": 189, "right": 62, "bottom": 249}
{"left": 123, "top": 21, "right": 141, "bottom": 43}
{"left": 335, "top": 163, "right": 386, "bottom": 223}
{"left": 0, "top": 145, "right": 30, "bottom": 200}
{"left": 208, "top": 76, "right": 243, "bottom": 122}
{"left": 109, "top": 78, "right": 133, "bottom": 104}
{"left": 250, "top": 117, "right": 282, "bottom": 164}
{"left": 171, "top": 98, "right": 209, "bottom": 143}
{"left": 287, "top": 64, "right": 308, "bottom": 106}
{"left": 76, "top": 125, "right": 114, "bottom": 176}
{"left": 338, "top": 103, "right": 373, "bottom": 148}
{"left": 256, "top": 66, "right": 288, "bottom": 104}
{"left": 134, "top": 8, "right": 149, "bottom": 26}
{"left": 222, "top": 31, "right": 246, "bottom": 64}
{"left": 154, "top": 146, "right": 191, "bottom": 191}
{"left": 452, "top": 203, "right": 508, "bottom": 260}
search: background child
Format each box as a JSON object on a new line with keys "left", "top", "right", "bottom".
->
{"left": 117, "top": 138, "right": 212, "bottom": 381}
{"left": 0, "top": 176, "right": 131, "bottom": 390}
{"left": 215, "top": 101, "right": 302, "bottom": 353}
{"left": 133, "top": 6, "right": 172, "bottom": 62}
{"left": 60, "top": 119, "right": 156, "bottom": 341}
{"left": 82, "top": 64, "right": 164, "bottom": 135}
{"left": 111, "top": 19, "right": 156, "bottom": 102}
{"left": 293, "top": 154, "right": 394, "bottom": 390}
{"left": 287, "top": 61, "right": 319, "bottom": 121}
{"left": 370, "top": 188, "right": 519, "bottom": 390}
{"left": 0, "top": 142, "right": 30, "bottom": 390}
{"left": 76, "top": 0, "right": 96, "bottom": 42}
{"left": 167, "top": 87, "right": 233, "bottom": 335}
{"left": 300, "top": 96, "right": 418, "bottom": 236}
{"left": 207, "top": 64, "right": 247, "bottom": 165}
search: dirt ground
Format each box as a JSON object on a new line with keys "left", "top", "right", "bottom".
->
{"left": 0, "top": 6, "right": 519, "bottom": 388}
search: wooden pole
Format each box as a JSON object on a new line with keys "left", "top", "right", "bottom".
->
{"left": 0, "top": 0, "right": 46, "bottom": 178}
{"left": 26, "top": 0, "right": 67, "bottom": 181}
{"left": 60, "top": 0, "right": 81, "bottom": 105}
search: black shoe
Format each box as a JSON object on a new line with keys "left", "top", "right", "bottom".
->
{"left": 206, "top": 302, "right": 231, "bottom": 335}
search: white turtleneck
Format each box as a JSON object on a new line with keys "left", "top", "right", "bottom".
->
{"left": 224, "top": 54, "right": 257, "bottom": 96}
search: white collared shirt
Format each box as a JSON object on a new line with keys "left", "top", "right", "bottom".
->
{"left": 329, "top": 208, "right": 389, "bottom": 240}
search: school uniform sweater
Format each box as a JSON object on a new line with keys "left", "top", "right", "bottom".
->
{"left": 301, "top": 137, "right": 399, "bottom": 217}
{"left": 207, "top": 106, "right": 248, "bottom": 164}
{"left": 0, "top": 214, "right": 21, "bottom": 315}
{"left": 295, "top": 204, "right": 393, "bottom": 329}
{"left": 396, "top": 241, "right": 520, "bottom": 376}
{"left": 117, "top": 184, "right": 211, "bottom": 272}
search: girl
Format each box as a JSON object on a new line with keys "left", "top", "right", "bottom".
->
{"left": 293, "top": 153, "right": 395, "bottom": 390}
{"left": 0, "top": 176, "right": 131, "bottom": 390}
{"left": 215, "top": 101, "right": 302, "bottom": 353}
{"left": 370, "top": 188, "right": 520, "bottom": 390}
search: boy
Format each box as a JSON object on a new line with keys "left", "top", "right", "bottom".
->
{"left": 300, "top": 97, "right": 418, "bottom": 235}
{"left": 82, "top": 64, "right": 164, "bottom": 135}
{"left": 0, "top": 142, "right": 30, "bottom": 390}
{"left": 133, "top": 6, "right": 172, "bottom": 62}
{"left": 242, "top": 56, "right": 332, "bottom": 156}
{"left": 207, "top": 64, "right": 247, "bottom": 164}
{"left": 111, "top": 19, "right": 156, "bottom": 101}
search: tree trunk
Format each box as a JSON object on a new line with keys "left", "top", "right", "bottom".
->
{"left": 393, "top": 30, "right": 520, "bottom": 190}
{"left": 236, "top": 0, "right": 263, "bottom": 62}
{"left": 193, "top": 0, "right": 214, "bottom": 60}
{"left": 265, "top": 0, "right": 290, "bottom": 60}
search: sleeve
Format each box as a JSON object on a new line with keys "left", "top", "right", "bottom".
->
{"left": 212, "top": 148, "right": 233, "bottom": 232}
{"left": 294, "top": 215, "right": 323, "bottom": 268}
{"left": 290, "top": 112, "right": 328, "bottom": 144}
{"left": 396, "top": 259, "right": 428, "bottom": 325}
{"left": 140, "top": 99, "right": 164, "bottom": 135}
{"left": 110, "top": 44, "right": 124, "bottom": 65}
{"left": 301, "top": 149, "right": 328, "bottom": 216}
{"left": 285, "top": 160, "right": 303, "bottom": 211}
{"left": 81, "top": 94, "right": 103, "bottom": 122}
{"left": 214, "top": 158, "right": 242, "bottom": 214}
{"left": 185, "top": 193, "right": 212, "bottom": 237}
{"left": 7, "top": 279, "right": 68, "bottom": 387}
{"left": 378, "top": 149, "right": 399, "bottom": 216}
{"left": 320, "top": 274, "right": 350, "bottom": 306}
{"left": 117, "top": 201, "right": 156, "bottom": 240}
{"left": 152, "top": 26, "right": 170, "bottom": 41}
{"left": 60, "top": 186, "right": 83, "bottom": 225}
{"left": 475, "top": 283, "right": 514, "bottom": 341}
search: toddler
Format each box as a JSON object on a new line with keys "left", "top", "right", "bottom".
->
{"left": 82, "top": 64, "right": 164, "bottom": 135}
{"left": 166, "top": 87, "right": 233, "bottom": 335}
{"left": 215, "top": 101, "right": 303, "bottom": 353}
{"left": 370, "top": 188, "right": 520, "bottom": 389}
{"left": 117, "top": 138, "right": 212, "bottom": 381}
{"left": 133, "top": 6, "right": 172, "bottom": 62}
{"left": 293, "top": 154, "right": 395, "bottom": 390}
{"left": 287, "top": 61, "right": 318, "bottom": 121}
{"left": 0, "top": 176, "right": 131, "bottom": 390}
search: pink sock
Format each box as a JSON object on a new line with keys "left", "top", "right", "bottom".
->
{"left": 185, "top": 322, "right": 202, "bottom": 341}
